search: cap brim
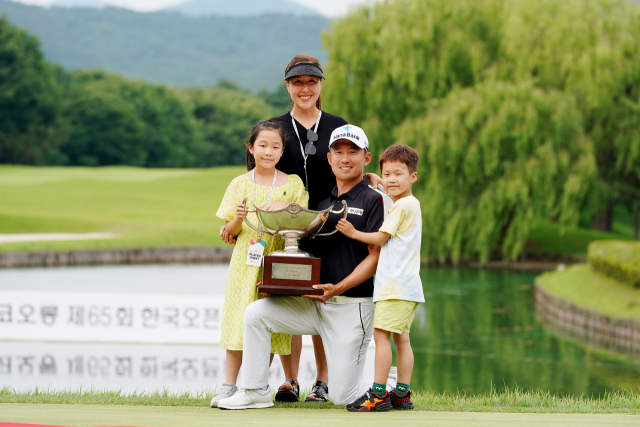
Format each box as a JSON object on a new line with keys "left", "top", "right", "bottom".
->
{"left": 284, "top": 64, "right": 324, "bottom": 80}
{"left": 329, "top": 138, "right": 368, "bottom": 150}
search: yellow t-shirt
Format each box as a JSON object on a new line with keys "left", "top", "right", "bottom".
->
{"left": 374, "top": 195, "right": 424, "bottom": 303}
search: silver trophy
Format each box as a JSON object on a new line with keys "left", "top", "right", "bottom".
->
{"left": 242, "top": 199, "right": 347, "bottom": 295}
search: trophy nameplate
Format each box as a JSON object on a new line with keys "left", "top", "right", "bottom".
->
{"left": 242, "top": 200, "right": 347, "bottom": 296}
{"left": 272, "top": 262, "right": 313, "bottom": 281}
{"left": 262, "top": 256, "right": 322, "bottom": 295}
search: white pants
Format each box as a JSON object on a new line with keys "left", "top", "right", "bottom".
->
{"left": 240, "top": 295, "right": 374, "bottom": 405}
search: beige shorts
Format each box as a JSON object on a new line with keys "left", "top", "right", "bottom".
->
{"left": 373, "top": 299, "right": 419, "bottom": 334}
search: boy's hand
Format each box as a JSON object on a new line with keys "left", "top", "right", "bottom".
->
{"left": 336, "top": 218, "right": 357, "bottom": 238}
{"left": 235, "top": 203, "right": 248, "bottom": 219}
{"left": 365, "top": 173, "right": 383, "bottom": 189}
{"left": 259, "top": 201, "right": 286, "bottom": 211}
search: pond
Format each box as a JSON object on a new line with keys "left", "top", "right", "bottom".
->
{"left": 1, "top": 264, "right": 638, "bottom": 397}
{"left": 415, "top": 268, "right": 640, "bottom": 397}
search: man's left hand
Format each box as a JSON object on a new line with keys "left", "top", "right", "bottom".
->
{"left": 256, "top": 280, "right": 273, "bottom": 298}
{"left": 303, "top": 283, "right": 339, "bottom": 303}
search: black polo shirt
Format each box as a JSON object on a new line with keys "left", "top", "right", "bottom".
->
{"left": 304, "top": 178, "right": 385, "bottom": 298}
{"left": 271, "top": 111, "right": 348, "bottom": 210}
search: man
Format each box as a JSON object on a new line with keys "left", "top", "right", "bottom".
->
{"left": 218, "top": 124, "right": 390, "bottom": 409}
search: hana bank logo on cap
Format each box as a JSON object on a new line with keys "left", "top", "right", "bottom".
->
{"left": 329, "top": 124, "right": 369, "bottom": 150}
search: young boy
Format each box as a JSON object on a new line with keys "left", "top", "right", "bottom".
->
{"left": 336, "top": 144, "right": 424, "bottom": 412}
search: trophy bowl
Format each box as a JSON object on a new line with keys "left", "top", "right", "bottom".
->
{"left": 243, "top": 199, "right": 347, "bottom": 295}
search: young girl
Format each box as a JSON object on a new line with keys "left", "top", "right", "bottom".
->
{"left": 211, "top": 120, "right": 309, "bottom": 408}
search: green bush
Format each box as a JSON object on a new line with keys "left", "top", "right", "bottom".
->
{"left": 588, "top": 241, "right": 640, "bottom": 289}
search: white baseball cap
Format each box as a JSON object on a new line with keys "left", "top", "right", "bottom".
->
{"left": 329, "top": 124, "right": 369, "bottom": 151}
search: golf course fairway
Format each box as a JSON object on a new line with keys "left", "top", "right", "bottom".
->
{"left": 2, "top": 405, "right": 640, "bottom": 427}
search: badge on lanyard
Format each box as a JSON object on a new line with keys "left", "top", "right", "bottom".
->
{"left": 245, "top": 168, "right": 276, "bottom": 267}
{"left": 246, "top": 239, "right": 266, "bottom": 267}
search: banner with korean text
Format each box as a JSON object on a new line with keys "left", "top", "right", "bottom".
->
{"left": 0, "top": 292, "right": 224, "bottom": 344}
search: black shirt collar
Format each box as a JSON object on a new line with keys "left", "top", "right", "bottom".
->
{"left": 331, "top": 177, "right": 368, "bottom": 201}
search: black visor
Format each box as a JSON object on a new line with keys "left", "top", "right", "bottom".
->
{"left": 284, "top": 62, "right": 324, "bottom": 81}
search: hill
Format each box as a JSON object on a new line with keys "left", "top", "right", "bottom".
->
{"left": 161, "top": 0, "right": 321, "bottom": 17}
{"left": 0, "top": 0, "right": 328, "bottom": 90}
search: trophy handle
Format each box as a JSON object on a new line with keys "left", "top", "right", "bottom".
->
{"left": 240, "top": 197, "right": 275, "bottom": 236}
{"left": 314, "top": 200, "right": 348, "bottom": 237}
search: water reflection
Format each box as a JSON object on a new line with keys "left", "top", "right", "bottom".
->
{"left": 413, "top": 268, "right": 640, "bottom": 396}
{"left": 0, "top": 341, "right": 352, "bottom": 394}
{"left": 1, "top": 265, "right": 640, "bottom": 396}
{"left": 0, "top": 264, "right": 375, "bottom": 393}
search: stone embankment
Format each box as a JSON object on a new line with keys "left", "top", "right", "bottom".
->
{"left": 535, "top": 281, "right": 640, "bottom": 359}
{"left": 0, "top": 247, "right": 234, "bottom": 268}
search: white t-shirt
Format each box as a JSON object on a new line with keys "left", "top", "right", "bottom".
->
{"left": 373, "top": 195, "right": 424, "bottom": 303}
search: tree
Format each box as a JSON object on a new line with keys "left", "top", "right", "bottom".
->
{"left": 0, "top": 16, "right": 61, "bottom": 164}
{"left": 497, "top": 0, "right": 640, "bottom": 232}
{"left": 397, "top": 82, "right": 596, "bottom": 263}
{"left": 60, "top": 71, "right": 200, "bottom": 167}
{"left": 61, "top": 78, "right": 147, "bottom": 166}
{"left": 177, "top": 83, "right": 274, "bottom": 167}
{"left": 258, "top": 83, "right": 291, "bottom": 116}
{"left": 323, "top": 0, "right": 503, "bottom": 157}
{"left": 323, "top": 0, "right": 640, "bottom": 260}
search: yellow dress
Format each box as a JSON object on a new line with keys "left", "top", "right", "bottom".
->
{"left": 216, "top": 173, "right": 309, "bottom": 353}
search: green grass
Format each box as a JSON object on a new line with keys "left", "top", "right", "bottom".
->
{"left": 536, "top": 264, "right": 640, "bottom": 320}
{"left": 0, "top": 165, "right": 633, "bottom": 255}
{"left": 3, "top": 404, "right": 639, "bottom": 427}
{"left": 525, "top": 218, "right": 631, "bottom": 258}
{"left": 0, "top": 165, "right": 245, "bottom": 252}
{"left": 588, "top": 240, "right": 640, "bottom": 288}
{"left": 613, "top": 205, "right": 636, "bottom": 240}
{"left": 2, "top": 386, "right": 640, "bottom": 414}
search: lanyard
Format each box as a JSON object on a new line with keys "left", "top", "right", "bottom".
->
{"left": 290, "top": 110, "right": 322, "bottom": 190}
{"left": 252, "top": 168, "right": 277, "bottom": 241}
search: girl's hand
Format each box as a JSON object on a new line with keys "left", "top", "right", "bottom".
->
{"left": 259, "top": 201, "right": 286, "bottom": 211}
{"left": 336, "top": 218, "right": 357, "bottom": 238}
{"left": 219, "top": 225, "right": 236, "bottom": 245}
{"left": 256, "top": 280, "right": 272, "bottom": 298}
{"left": 235, "top": 203, "right": 248, "bottom": 219}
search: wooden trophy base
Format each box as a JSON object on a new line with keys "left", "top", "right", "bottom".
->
{"left": 261, "top": 255, "right": 323, "bottom": 296}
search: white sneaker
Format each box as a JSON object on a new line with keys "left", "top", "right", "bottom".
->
{"left": 217, "top": 386, "right": 274, "bottom": 410}
{"left": 387, "top": 366, "right": 398, "bottom": 391}
{"left": 210, "top": 382, "right": 238, "bottom": 408}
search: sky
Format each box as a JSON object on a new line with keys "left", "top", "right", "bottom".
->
{"left": 12, "top": 0, "right": 378, "bottom": 17}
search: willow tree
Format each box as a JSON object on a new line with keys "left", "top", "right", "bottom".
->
{"left": 323, "top": 0, "right": 504, "bottom": 156}
{"left": 397, "top": 82, "right": 596, "bottom": 263}
{"left": 323, "top": 0, "right": 640, "bottom": 261}
{"left": 497, "top": 0, "right": 640, "bottom": 231}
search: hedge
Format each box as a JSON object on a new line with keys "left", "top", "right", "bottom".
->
{"left": 588, "top": 241, "right": 640, "bottom": 289}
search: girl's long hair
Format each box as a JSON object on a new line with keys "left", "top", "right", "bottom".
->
{"left": 245, "top": 120, "right": 287, "bottom": 171}
{"left": 285, "top": 54, "right": 323, "bottom": 110}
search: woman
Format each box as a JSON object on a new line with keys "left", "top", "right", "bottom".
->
{"left": 268, "top": 54, "right": 343, "bottom": 404}
{"left": 270, "top": 55, "right": 348, "bottom": 211}
{"left": 220, "top": 54, "right": 382, "bottom": 403}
